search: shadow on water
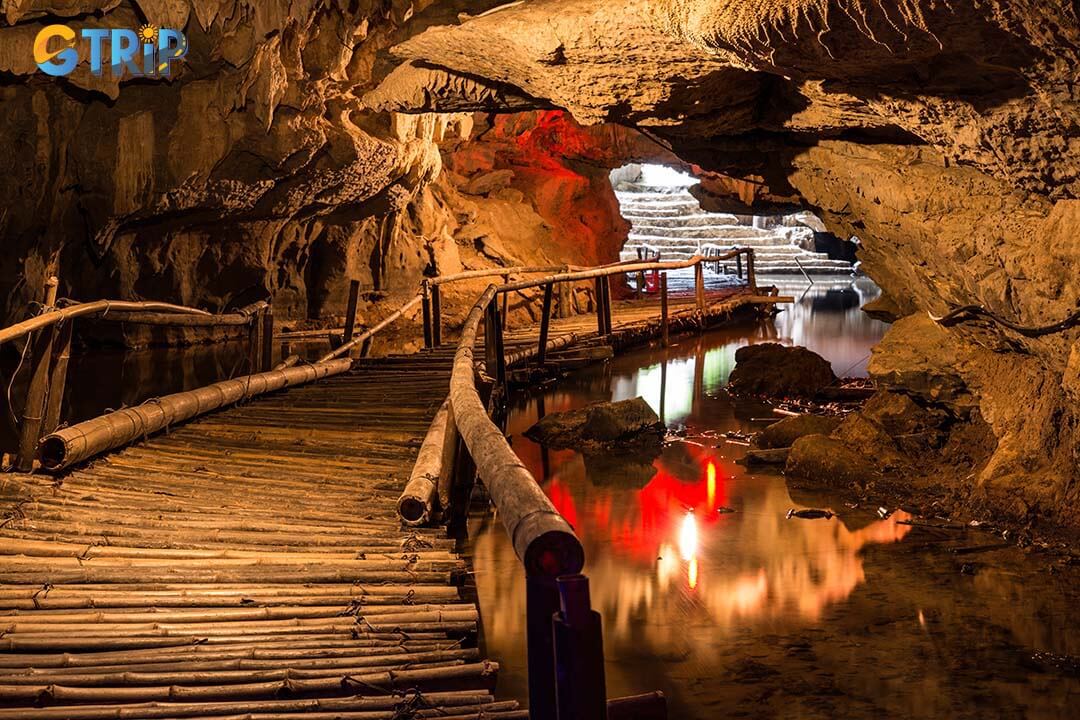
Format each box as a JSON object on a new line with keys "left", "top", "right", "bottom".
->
{"left": 468, "top": 276, "right": 1080, "bottom": 719}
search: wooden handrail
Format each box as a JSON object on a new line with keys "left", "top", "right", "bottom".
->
{"left": 449, "top": 284, "right": 584, "bottom": 578}
{"left": 497, "top": 249, "right": 755, "bottom": 294}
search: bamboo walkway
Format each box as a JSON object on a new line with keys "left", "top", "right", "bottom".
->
{"left": 0, "top": 285, "right": 766, "bottom": 719}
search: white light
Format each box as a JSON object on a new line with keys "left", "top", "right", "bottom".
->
{"left": 679, "top": 511, "right": 698, "bottom": 561}
{"left": 641, "top": 164, "right": 696, "bottom": 188}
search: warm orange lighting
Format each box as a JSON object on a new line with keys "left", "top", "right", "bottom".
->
{"left": 679, "top": 511, "right": 698, "bottom": 561}
{"left": 688, "top": 557, "right": 699, "bottom": 590}
{"left": 706, "top": 461, "right": 717, "bottom": 511}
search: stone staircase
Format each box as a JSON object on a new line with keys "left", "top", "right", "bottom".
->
{"left": 615, "top": 184, "right": 854, "bottom": 275}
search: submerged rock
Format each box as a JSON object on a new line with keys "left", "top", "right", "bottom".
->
{"left": 525, "top": 397, "right": 664, "bottom": 451}
{"left": 752, "top": 414, "right": 844, "bottom": 449}
{"left": 727, "top": 343, "right": 837, "bottom": 398}
{"left": 785, "top": 435, "right": 880, "bottom": 488}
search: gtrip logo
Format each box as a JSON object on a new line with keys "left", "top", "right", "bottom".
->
{"left": 34, "top": 24, "right": 187, "bottom": 78}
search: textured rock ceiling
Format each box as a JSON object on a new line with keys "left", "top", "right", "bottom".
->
{"left": 372, "top": 0, "right": 1080, "bottom": 524}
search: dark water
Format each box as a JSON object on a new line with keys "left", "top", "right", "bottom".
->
{"left": 468, "top": 277, "right": 1080, "bottom": 718}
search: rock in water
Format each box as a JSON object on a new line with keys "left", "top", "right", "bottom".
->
{"left": 727, "top": 343, "right": 837, "bottom": 398}
{"left": 751, "top": 414, "right": 843, "bottom": 449}
{"left": 525, "top": 397, "right": 664, "bottom": 451}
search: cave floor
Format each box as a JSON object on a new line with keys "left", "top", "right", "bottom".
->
{"left": 0, "top": 285, "right": 772, "bottom": 718}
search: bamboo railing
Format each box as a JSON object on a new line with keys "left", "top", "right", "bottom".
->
{"left": 407, "top": 248, "right": 755, "bottom": 720}
{"left": 0, "top": 251, "right": 756, "bottom": 720}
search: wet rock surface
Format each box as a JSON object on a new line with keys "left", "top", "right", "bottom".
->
{"left": 728, "top": 343, "right": 838, "bottom": 399}
{"left": 525, "top": 396, "right": 665, "bottom": 452}
{"left": 752, "top": 414, "right": 843, "bottom": 450}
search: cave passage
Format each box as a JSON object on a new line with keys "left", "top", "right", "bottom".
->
{"left": 2, "top": 1, "right": 1079, "bottom": 719}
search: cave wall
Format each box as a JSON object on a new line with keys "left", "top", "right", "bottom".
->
{"left": 0, "top": 1, "right": 655, "bottom": 335}
{"left": 368, "top": 0, "right": 1080, "bottom": 525}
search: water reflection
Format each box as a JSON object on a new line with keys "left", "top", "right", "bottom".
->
{"left": 469, "top": 278, "right": 1080, "bottom": 718}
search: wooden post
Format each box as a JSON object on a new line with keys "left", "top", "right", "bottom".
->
{"left": 594, "top": 278, "right": 606, "bottom": 336}
{"left": 501, "top": 274, "right": 510, "bottom": 323}
{"left": 260, "top": 305, "right": 274, "bottom": 373}
{"left": 527, "top": 575, "right": 561, "bottom": 720}
{"left": 602, "top": 275, "right": 613, "bottom": 335}
{"left": 553, "top": 574, "right": 607, "bottom": 720}
{"left": 736, "top": 252, "right": 743, "bottom": 279}
{"left": 558, "top": 279, "right": 572, "bottom": 319}
{"left": 746, "top": 249, "right": 757, "bottom": 291}
{"left": 247, "top": 310, "right": 263, "bottom": 374}
{"left": 485, "top": 300, "right": 506, "bottom": 388}
{"left": 660, "top": 272, "right": 670, "bottom": 348}
{"left": 537, "top": 282, "right": 554, "bottom": 365}
{"left": 421, "top": 281, "right": 434, "bottom": 349}
{"left": 343, "top": 279, "right": 361, "bottom": 344}
{"left": 42, "top": 318, "right": 72, "bottom": 435}
{"left": 636, "top": 270, "right": 646, "bottom": 299}
{"left": 17, "top": 277, "right": 59, "bottom": 471}
{"left": 431, "top": 283, "right": 442, "bottom": 348}
{"left": 694, "top": 261, "right": 705, "bottom": 313}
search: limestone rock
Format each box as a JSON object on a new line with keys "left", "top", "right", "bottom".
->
{"left": 728, "top": 343, "right": 837, "bottom": 398}
{"left": 785, "top": 435, "right": 880, "bottom": 489}
{"left": 751, "top": 414, "right": 843, "bottom": 450}
{"left": 525, "top": 397, "right": 664, "bottom": 450}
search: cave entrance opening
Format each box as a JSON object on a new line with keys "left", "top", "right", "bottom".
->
{"left": 608, "top": 163, "right": 857, "bottom": 291}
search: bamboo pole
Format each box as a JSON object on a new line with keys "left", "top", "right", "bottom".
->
{"left": 38, "top": 359, "right": 352, "bottom": 470}
{"left": 422, "top": 282, "right": 434, "bottom": 349}
{"left": 260, "top": 306, "right": 273, "bottom": 373}
{"left": 694, "top": 261, "right": 706, "bottom": 312}
{"left": 431, "top": 283, "right": 442, "bottom": 347}
{"left": 0, "top": 661, "right": 498, "bottom": 704}
{"left": 536, "top": 283, "right": 553, "bottom": 365}
{"left": 397, "top": 399, "right": 451, "bottom": 525}
{"left": 318, "top": 294, "right": 422, "bottom": 363}
{"left": 16, "top": 277, "right": 59, "bottom": 471}
{"left": 343, "top": 280, "right": 361, "bottom": 344}
{"left": 660, "top": 273, "right": 670, "bottom": 348}
{"left": 42, "top": 316, "right": 72, "bottom": 435}
{"left": 0, "top": 690, "right": 500, "bottom": 719}
{"left": 449, "top": 286, "right": 583, "bottom": 578}
{"left": 0, "top": 301, "right": 263, "bottom": 348}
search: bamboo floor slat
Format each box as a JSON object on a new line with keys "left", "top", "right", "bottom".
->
{"left": 0, "top": 287, "right": 761, "bottom": 718}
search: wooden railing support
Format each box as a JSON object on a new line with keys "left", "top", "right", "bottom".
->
{"left": 260, "top": 305, "right": 274, "bottom": 373}
{"left": 537, "top": 282, "right": 554, "bottom": 366}
{"left": 501, "top": 274, "right": 510, "bottom": 323}
{"left": 554, "top": 574, "right": 608, "bottom": 720}
{"left": 736, "top": 252, "right": 743, "bottom": 279}
{"left": 484, "top": 300, "right": 507, "bottom": 389}
{"left": 431, "top": 283, "right": 442, "bottom": 348}
{"left": 558, "top": 280, "right": 571, "bottom": 319}
{"left": 695, "top": 261, "right": 706, "bottom": 313}
{"left": 343, "top": 279, "right": 361, "bottom": 344}
{"left": 43, "top": 317, "right": 72, "bottom": 436}
{"left": 747, "top": 249, "right": 757, "bottom": 291}
{"left": 527, "top": 574, "right": 561, "bottom": 720}
{"left": 422, "top": 281, "right": 434, "bottom": 349}
{"left": 602, "top": 275, "right": 613, "bottom": 335}
{"left": 17, "top": 277, "right": 59, "bottom": 471}
{"left": 247, "top": 307, "right": 264, "bottom": 374}
{"left": 660, "top": 272, "right": 670, "bottom": 348}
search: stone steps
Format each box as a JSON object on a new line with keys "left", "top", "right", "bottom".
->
{"left": 615, "top": 184, "right": 853, "bottom": 275}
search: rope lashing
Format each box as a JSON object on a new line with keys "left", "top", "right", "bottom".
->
{"left": 930, "top": 304, "right": 1080, "bottom": 337}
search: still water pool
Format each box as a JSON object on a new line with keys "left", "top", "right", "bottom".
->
{"left": 468, "top": 277, "right": 1079, "bottom": 718}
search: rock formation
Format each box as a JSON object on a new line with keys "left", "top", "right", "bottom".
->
{"left": 2, "top": 1, "right": 1079, "bottom": 525}
{"left": 364, "top": 0, "right": 1080, "bottom": 526}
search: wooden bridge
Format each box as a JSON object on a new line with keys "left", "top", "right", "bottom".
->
{"left": 0, "top": 252, "right": 784, "bottom": 719}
